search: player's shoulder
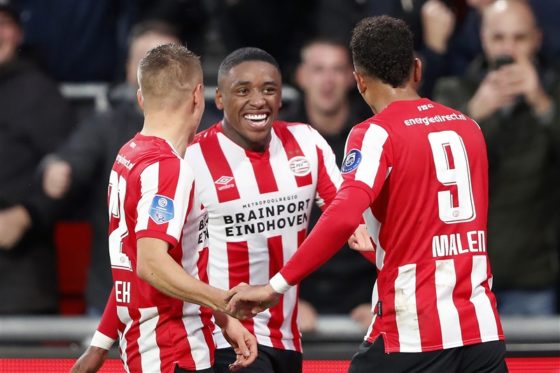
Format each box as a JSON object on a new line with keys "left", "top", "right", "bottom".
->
{"left": 192, "top": 122, "right": 221, "bottom": 145}
{"left": 118, "top": 134, "right": 181, "bottom": 172}
{"left": 273, "top": 120, "right": 325, "bottom": 141}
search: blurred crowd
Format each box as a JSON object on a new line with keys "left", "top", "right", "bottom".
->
{"left": 0, "top": 0, "right": 558, "bottom": 330}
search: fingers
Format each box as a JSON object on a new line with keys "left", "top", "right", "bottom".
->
{"left": 348, "top": 225, "right": 374, "bottom": 251}
{"left": 229, "top": 333, "right": 257, "bottom": 371}
{"left": 43, "top": 161, "right": 72, "bottom": 199}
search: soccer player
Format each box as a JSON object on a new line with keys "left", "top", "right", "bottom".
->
{"left": 74, "top": 47, "right": 370, "bottom": 373}
{"left": 228, "top": 16, "right": 508, "bottom": 373}
{"left": 71, "top": 44, "right": 256, "bottom": 373}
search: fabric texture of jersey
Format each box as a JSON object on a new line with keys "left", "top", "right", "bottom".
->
{"left": 187, "top": 121, "right": 342, "bottom": 352}
{"left": 341, "top": 99, "right": 504, "bottom": 353}
{"left": 108, "top": 133, "right": 214, "bottom": 372}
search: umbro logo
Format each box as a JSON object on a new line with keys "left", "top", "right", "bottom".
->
{"left": 215, "top": 176, "right": 235, "bottom": 191}
{"left": 215, "top": 176, "right": 234, "bottom": 185}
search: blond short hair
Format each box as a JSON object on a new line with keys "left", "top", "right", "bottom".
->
{"left": 138, "top": 43, "right": 202, "bottom": 109}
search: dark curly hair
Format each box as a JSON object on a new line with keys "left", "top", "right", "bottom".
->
{"left": 350, "top": 16, "right": 414, "bottom": 88}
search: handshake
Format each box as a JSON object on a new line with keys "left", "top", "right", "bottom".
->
{"left": 225, "top": 283, "right": 281, "bottom": 320}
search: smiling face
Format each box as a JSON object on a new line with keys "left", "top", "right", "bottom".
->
{"left": 216, "top": 60, "right": 282, "bottom": 151}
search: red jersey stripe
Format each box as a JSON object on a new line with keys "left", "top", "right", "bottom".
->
{"left": 453, "top": 258, "right": 482, "bottom": 344}
{"left": 199, "top": 134, "right": 241, "bottom": 203}
{"left": 273, "top": 125, "right": 313, "bottom": 187}
{"left": 247, "top": 150, "right": 279, "bottom": 194}
{"left": 267, "top": 235, "right": 285, "bottom": 349}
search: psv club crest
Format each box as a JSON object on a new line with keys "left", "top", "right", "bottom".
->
{"left": 289, "top": 156, "right": 311, "bottom": 176}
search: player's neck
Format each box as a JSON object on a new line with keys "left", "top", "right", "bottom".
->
{"left": 368, "top": 85, "right": 420, "bottom": 115}
{"left": 141, "top": 113, "right": 196, "bottom": 156}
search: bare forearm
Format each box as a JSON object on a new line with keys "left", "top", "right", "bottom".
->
{"left": 137, "top": 238, "right": 227, "bottom": 312}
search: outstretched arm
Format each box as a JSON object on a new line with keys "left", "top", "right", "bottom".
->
{"left": 227, "top": 185, "right": 371, "bottom": 314}
{"left": 137, "top": 237, "right": 251, "bottom": 319}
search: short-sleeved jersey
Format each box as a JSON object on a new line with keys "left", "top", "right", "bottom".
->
{"left": 187, "top": 121, "right": 342, "bottom": 352}
{"left": 341, "top": 99, "right": 504, "bottom": 353}
{"left": 108, "top": 133, "right": 214, "bottom": 372}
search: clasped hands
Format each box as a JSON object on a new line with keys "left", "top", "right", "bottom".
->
{"left": 225, "top": 283, "right": 280, "bottom": 320}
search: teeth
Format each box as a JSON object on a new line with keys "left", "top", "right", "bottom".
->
{"left": 244, "top": 114, "right": 267, "bottom": 120}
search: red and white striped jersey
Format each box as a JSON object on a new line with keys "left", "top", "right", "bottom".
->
{"left": 187, "top": 121, "right": 342, "bottom": 352}
{"left": 341, "top": 98, "right": 504, "bottom": 353}
{"left": 108, "top": 133, "right": 214, "bottom": 372}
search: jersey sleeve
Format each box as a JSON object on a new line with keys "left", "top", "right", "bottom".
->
{"left": 310, "top": 127, "right": 343, "bottom": 210}
{"left": 340, "top": 123, "right": 392, "bottom": 202}
{"left": 135, "top": 157, "right": 194, "bottom": 247}
{"left": 277, "top": 185, "right": 372, "bottom": 286}
{"left": 90, "top": 287, "right": 118, "bottom": 349}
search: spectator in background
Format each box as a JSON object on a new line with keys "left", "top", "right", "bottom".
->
{"left": 215, "top": 0, "right": 316, "bottom": 81}
{"left": 134, "top": 0, "right": 209, "bottom": 58}
{"left": 434, "top": 0, "right": 560, "bottom": 315}
{"left": 18, "top": 0, "right": 135, "bottom": 82}
{"left": 41, "top": 21, "right": 183, "bottom": 316}
{"left": 313, "top": 0, "right": 489, "bottom": 97}
{"left": 281, "top": 38, "right": 374, "bottom": 331}
{"left": 0, "top": 0, "right": 75, "bottom": 314}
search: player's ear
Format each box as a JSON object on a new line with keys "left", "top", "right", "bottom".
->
{"left": 413, "top": 58, "right": 422, "bottom": 85}
{"left": 136, "top": 89, "right": 144, "bottom": 110}
{"left": 193, "top": 83, "right": 204, "bottom": 110}
{"left": 354, "top": 71, "right": 367, "bottom": 95}
{"left": 215, "top": 87, "right": 224, "bottom": 110}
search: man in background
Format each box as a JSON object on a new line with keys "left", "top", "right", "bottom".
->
{"left": 434, "top": 0, "right": 560, "bottom": 315}
{"left": 0, "top": 0, "right": 74, "bottom": 314}
{"left": 281, "top": 38, "right": 374, "bottom": 331}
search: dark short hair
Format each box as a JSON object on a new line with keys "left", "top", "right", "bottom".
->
{"left": 218, "top": 47, "right": 280, "bottom": 85}
{"left": 128, "top": 19, "right": 182, "bottom": 47}
{"left": 299, "top": 37, "right": 351, "bottom": 64}
{"left": 350, "top": 16, "right": 414, "bottom": 88}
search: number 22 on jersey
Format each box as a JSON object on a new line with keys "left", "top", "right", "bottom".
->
{"left": 108, "top": 169, "right": 133, "bottom": 271}
{"left": 428, "top": 130, "right": 476, "bottom": 224}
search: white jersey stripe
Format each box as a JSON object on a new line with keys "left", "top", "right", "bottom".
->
{"left": 355, "top": 124, "right": 389, "bottom": 188}
{"left": 218, "top": 134, "right": 259, "bottom": 201}
{"left": 138, "top": 307, "right": 161, "bottom": 373}
{"left": 394, "top": 264, "right": 421, "bottom": 352}
{"left": 183, "top": 301, "right": 212, "bottom": 369}
{"left": 470, "top": 255, "right": 499, "bottom": 342}
{"left": 167, "top": 160, "right": 191, "bottom": 239}
{"left": 208, "top": 238, "right": 229, "bottom": 290}
{"left": 136, "top": 162, "right": 159, "bottom": 231}
{"left": 117, "top": 306, "right": 132, "bottom": 373}
{"left": 435, "top": 260, "right": 462, "bottom": 348}
{"left": 365, "top": 281, "right": 379, "bottom": 341}
{"left": 362, "top": 208, "right": 385, "bottom": 270}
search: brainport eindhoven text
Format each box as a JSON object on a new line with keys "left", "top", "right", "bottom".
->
{"left": 224, "top": 197, "right": 312, "bottom": 237}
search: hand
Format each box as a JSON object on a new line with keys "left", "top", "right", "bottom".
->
{"left": 70, "top": 346, "right": 108, "bottom": 373}
{"left": 297, "top": 299, "right": 318, "bottom": 332}
{"left": 421, "top": 0, "right": 456, "bottom": 53}
{"left": 498, "top": 56, "right": 552, "bottom": 116}
{"left": 220, "top": 316, "right": 258, "bottom": 371}
{"left": 43, "top": 159, "right": 72, "bottom": 199}
{"left": 348, "top": 224, "right": 374, "bottom": 252}
{"left": 0, "top": 205, "right": 31, "bottom": 250}
{"left": 350, "top": 303, "right": 373, "bottom": 330}
{"left": 467, "top": 70, "right": 518, "bottom": 121}
{"left": 226, "top": 284, "right": 280, "bottom": 318}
